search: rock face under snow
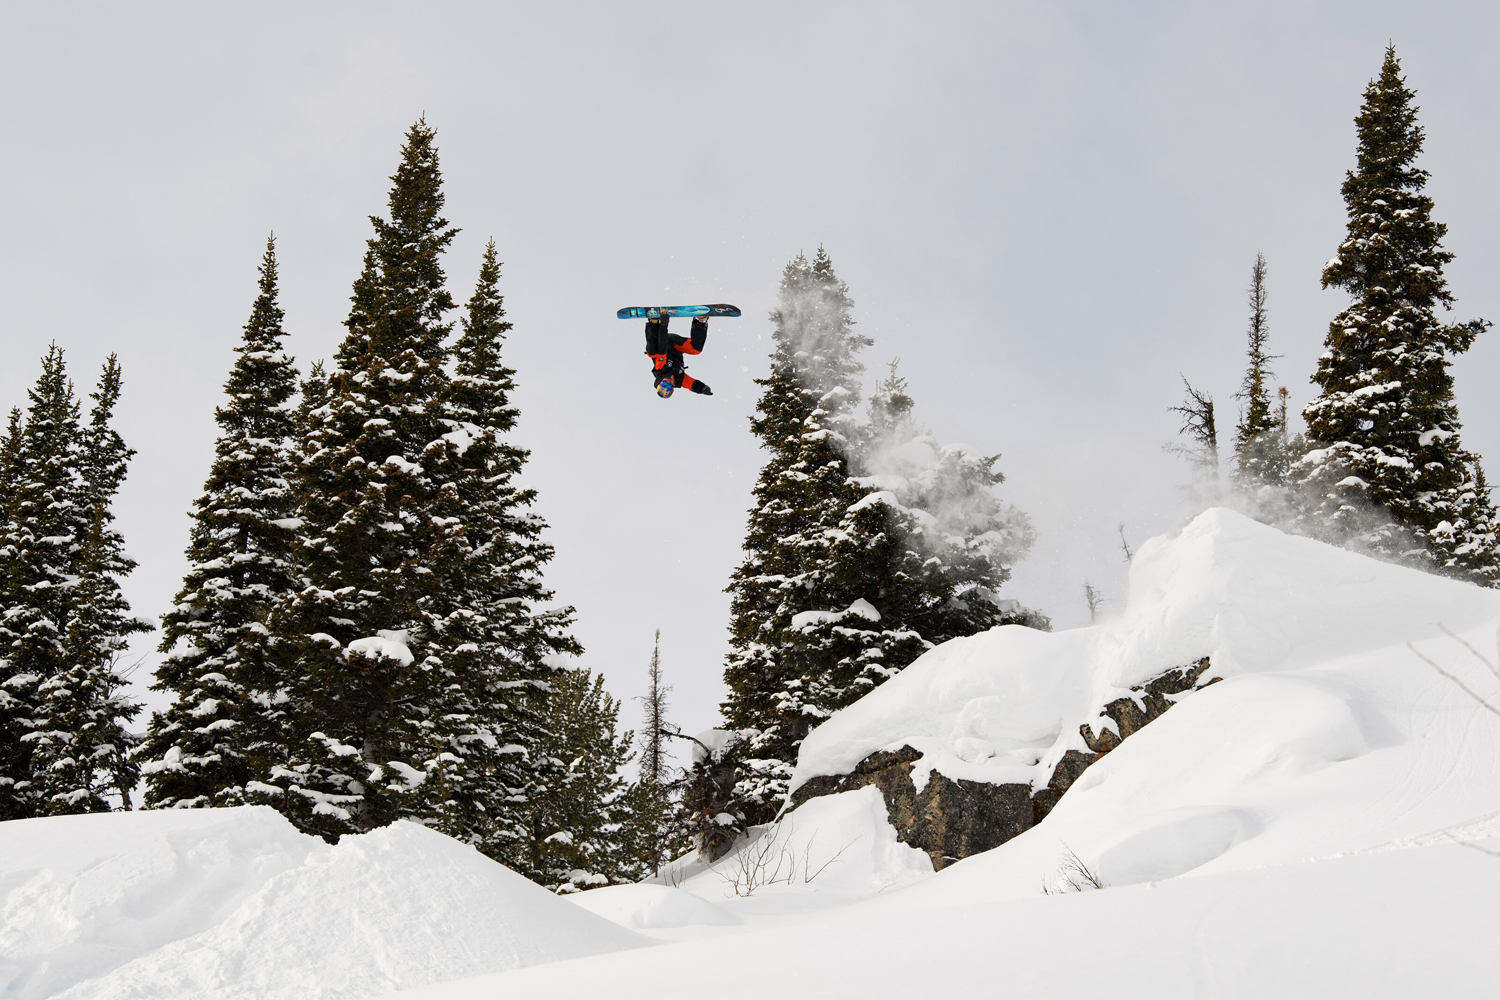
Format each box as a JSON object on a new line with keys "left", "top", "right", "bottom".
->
{"left": 790, "top": 747, "right": 1033, "bottom": 869}
{"left": 789, "top": 657, "right": 1216, "bottom": 868}
{"left": 787, "top": 508, "right": 1500, "bottom": 867}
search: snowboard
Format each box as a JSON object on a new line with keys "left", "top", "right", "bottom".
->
{"left": 616, "top": 303, "right": 741, "bottom": 320}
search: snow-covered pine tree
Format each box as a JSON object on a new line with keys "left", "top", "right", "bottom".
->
{"left": 418, "top": 238, "right": 581, "bottom": 869}
{"left": 22, "top": 355, "right": 147, "bottom": 814}
{"left": 0, "top": 407, "right": 20, "bottom": 497}
{"left": 1233, "top": 253, "right": 1287, "bottom": 490}
{"left": 295, "top": 361, "right": 329, "bottom": 451}
{"left": 139, "top": 236, "right": 301, "bottom": 809}
{"left": 522, "top": 666, "right": 640, "bottom": 891}
{"left": 0, "top": 406, "right": 25, "bottom": 816}
{"left": 27, "top": 504, "right": 142, "bottom": 813}
{"left": 1295, "top": 46, "right": 1498, "bottom": 583}
{"left": 265, "top": 119, "right": 465, "bottom": 838}
{"left": 720, "top": 248, "right": 873, "bottom": 824}
{"left": 0, "top": 348, "right": 84, "bottom": 819}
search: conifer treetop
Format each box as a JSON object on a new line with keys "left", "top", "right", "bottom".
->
{"left": 450, "top": 239, "right": 518, "bottom": 433}
{"left": 1322, "top": 45, "right": 1455, "bottom": 315}
{"left": 367, "top": 117, "right": 459, "bottom": 361}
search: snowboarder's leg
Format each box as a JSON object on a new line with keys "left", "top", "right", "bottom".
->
{"left": 645, "top": 316, "right": 671, "bottom": 374}
{"left": 670, "top": 318, "right": 707, "bottom": 357}
{"left": 682, "top": 316, "right": 708, "bottom": 355}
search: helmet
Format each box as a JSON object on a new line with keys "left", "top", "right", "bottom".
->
{"left": 656, "top": 377, "right": 675, "bottom": 398}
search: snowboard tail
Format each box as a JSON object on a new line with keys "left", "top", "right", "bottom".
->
{"left": 617, "top": 303, "right": 741, "bottom": 320}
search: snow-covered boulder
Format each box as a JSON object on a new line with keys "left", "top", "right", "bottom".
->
{"left": 787, "top": 508, "right": 1500, "bottom": 867}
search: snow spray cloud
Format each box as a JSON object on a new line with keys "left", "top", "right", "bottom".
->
{"left": 770, "top": 251, "right": 869, "bottom": 435}
{"left": 1169, "top": 430, "right": 1424, "bottom": 574}
{"left": 854, "top": 381, "right": 1037, "bottom": 588}
{"left": 766, "top": 251, "right": 1037, "bottom": 602}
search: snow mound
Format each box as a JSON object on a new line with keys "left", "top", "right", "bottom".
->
{"left": 567, "top": 884, "right": 741, "bottom": 929}
{"left": 791, "top": 508, "right": 1500, "bottom": 794}
{"left": 0, "top": 806, "right": 645, "bottom": 1000}
{"left": 654, "top": 786, "right": 933, "bottom": 906}
{"left": 1093, "top": 804, "right": 1257, "bottom": 885}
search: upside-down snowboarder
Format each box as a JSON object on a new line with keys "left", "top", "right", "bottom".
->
{"left": 645, "top": 314, "right": 713, "bottom": 398}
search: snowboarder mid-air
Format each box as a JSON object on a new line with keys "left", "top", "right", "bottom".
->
{"left": 645, "top": 314, "right": 713, "bottom": 398}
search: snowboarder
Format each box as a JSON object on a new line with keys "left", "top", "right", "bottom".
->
{"left": 645, "top": 314, "right": 713, "bottom": 398}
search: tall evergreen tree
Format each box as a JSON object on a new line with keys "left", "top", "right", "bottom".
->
{"left": 1233, "top": 253, "right": 1287, "bottom": 488}
{"left": 139, "top": 236, "right": 302, "bottom": 808}
{"left": 0, "top": 348, "right": 82, "bottom": 819}
{"left": 0, "top": 406, "right": 25, "bottom": 816}
{"left": 265, "top": 124, "right": 579, "bottom": 860}
{"left": 1295, "top": 46, "right": 1498, "bottom": 582}
{"left": 417, "top": 238, "right": 581, "bottom": 869}
{"left": 5, "top": 352, "right": 145, "bottom": 815}
{"left": 266, "top": 118, "right": 465, "bottom": 838}
{"left": 720, "top": 249, "right": 873, "bottom": 823}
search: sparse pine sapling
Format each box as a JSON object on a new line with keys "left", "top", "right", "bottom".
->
{"left": 1233, "top": 253, "right": 1287, "bottom": 490}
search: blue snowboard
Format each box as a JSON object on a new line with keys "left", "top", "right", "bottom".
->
{"left": 617, "top": 303, "right": 741, "bottom": 320}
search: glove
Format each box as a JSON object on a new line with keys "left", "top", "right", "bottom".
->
{"left": 691, "top": 380, "right": 713, "bottom": 396}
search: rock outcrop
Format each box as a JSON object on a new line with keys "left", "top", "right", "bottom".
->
{"left": 790, "top": 657, "right": 1215, "bottom": 870}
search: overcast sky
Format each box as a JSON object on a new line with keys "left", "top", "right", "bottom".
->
{"left": 2, "top": 2, "right": 1497, "bottom": 745}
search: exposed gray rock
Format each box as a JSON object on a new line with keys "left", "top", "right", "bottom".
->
{"left": 790, "top": 657, "right": 1217, "bottom": 869}
{"left": 790, "top": 746, "right": 1032, "bottom": 870}
{"left": 1079, "top": 656, "right": 1216, "bottom": 754}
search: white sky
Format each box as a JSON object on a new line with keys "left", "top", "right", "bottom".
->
{"left": 2, "top": 2, "right": 1497, "bottom": 749}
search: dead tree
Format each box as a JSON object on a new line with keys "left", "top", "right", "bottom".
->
{"left": 636, "top": 629, "right": 672, "bottom": 784}
{"left": 1083, "top": 582, "right": 1104, "bottom": 623}
{"left": 1167, "top": 377, "right": 1221, "bottom": 502}
{"left": 1169, "top": 377, "right": 1218, "bottom": 467}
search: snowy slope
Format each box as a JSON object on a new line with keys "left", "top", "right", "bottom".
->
{"left": 389, "top": 508, "right": 1500, "bottom": 998}
{"left": 388, "top": 838, "right": 1500, "bottom": 1000}
{"left": 0, "top": 807, "right": 644, "bottom": 1000}
{"left": 9, "top": 510, "right": 1500, "bottom": 1000}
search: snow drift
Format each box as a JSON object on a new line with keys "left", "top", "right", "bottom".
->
{"left": 0, "top": 806, "right": 644, "bottom": 1000}
{"left": 786, "top": 508, "right": 1500, "bottom": 904}
{"left": 792, "top": 507, "right": 1500, "bottom": 797}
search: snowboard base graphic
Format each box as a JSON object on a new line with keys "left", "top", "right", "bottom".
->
{"left": 617, "top": 303, "right": 741, "bottom": 320}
